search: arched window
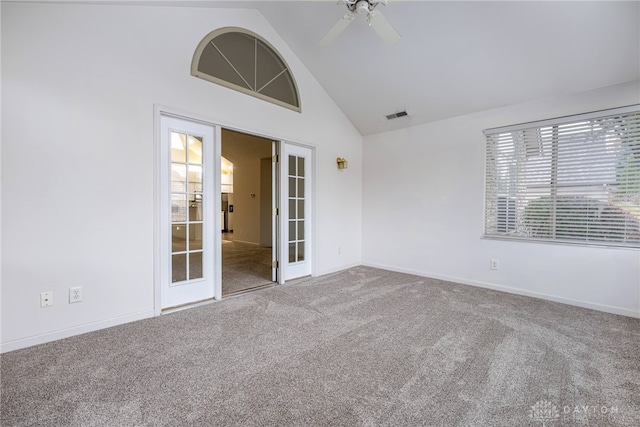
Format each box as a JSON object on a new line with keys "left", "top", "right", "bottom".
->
{"left": 191, "top": 27, "right": 301, "bottom": 112}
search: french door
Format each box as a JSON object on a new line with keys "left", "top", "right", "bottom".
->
{"left": 281, "top": 143, "right": 313, "bottom": 280}
{"left": 157, "top": 113, "right": 312, "bottom": 310}
{"left": 159, "top": 115, "right": 219, "bottom": 309}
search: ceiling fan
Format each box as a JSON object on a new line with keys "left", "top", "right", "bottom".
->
{"left": 320, "top": 0, "right": 401, "bottom": 46}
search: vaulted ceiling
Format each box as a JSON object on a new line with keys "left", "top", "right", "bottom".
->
{"left": 209, "top": 1, "right": 640, "bottom": 136}
{"left": 33, "top": 0, "right": 640, "bottom": 136}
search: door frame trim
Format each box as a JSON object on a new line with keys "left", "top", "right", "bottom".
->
{"left": 153, "top": 105, "right": 317, "bottom": 315}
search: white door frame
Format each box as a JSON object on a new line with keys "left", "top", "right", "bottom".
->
{"left": 271, "top": 141, "right": 279, "bottom": 283}
{"left": 154, "top": 105, "right": 315, "bottom": 314}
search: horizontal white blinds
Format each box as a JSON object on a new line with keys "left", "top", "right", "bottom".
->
{"left": 484, "top": 105, "right": 640, "bottom": 247}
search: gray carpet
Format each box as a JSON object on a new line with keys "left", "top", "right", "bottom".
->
{"left": 2, "top": 266, "right": 639, "bottom": 426}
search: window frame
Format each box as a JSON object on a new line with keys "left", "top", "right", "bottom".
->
{"left": 191, "top": 27, "right": 301, "bottom": 113}
{"left": 483, "top": 105, "right": 640, "bottom": 249}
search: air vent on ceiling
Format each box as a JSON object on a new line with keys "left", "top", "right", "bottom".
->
{"left": 386, "top": 110, "right": 408, "bottom": 120}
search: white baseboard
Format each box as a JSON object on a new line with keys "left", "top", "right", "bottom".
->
{"left": 1, "top": 310, "right": 155, "bottom": 353}
{"left": 362, "top": 262, "right": 640, "bottom": 319}
{"left": 317, "top": 261, "right": 362, "bottom": 277}
{"left": 4, "top": 263, "right": 636, "bottom": 353}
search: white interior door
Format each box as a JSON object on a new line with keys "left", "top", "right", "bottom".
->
{"left": 160, "top": 115, "right": 218, "bottom": 309}
{"left": 281, "top": 143, "right": 313, "bottom": 280}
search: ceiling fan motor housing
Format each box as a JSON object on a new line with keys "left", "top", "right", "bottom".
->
{"left": 321, "top": 0, "right": 399, "bottom": 46}
{"left": 355, "top": 1, "right": 372, "bottom": 15}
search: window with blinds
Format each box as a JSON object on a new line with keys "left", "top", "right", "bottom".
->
{"left": 484, "top": 105, "right": 640, "bottom": 248}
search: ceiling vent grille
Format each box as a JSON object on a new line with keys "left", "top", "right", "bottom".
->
{"left": 386, "top": 110, "right": 408, "bottom": 120}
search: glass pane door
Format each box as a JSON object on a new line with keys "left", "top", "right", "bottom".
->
{"left": 170, "top": 133, "right": 204, "bottom": 283}
{"left": 288, "top": 155, "right": 305, "bottom": 263}
{"left": 281, "top": 143, "right": 312, "bottom": 280}
{"left": 160, "top": 115, "right": 217, "bottom": 309}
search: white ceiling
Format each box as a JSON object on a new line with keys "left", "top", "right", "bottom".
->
{"left": 209, "top": 0, "right": 640, "bottom": 136}
{"left": 35, "top": 0, "right": 640, "bottom": 135}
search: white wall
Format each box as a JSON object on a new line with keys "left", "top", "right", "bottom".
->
{"left": 363, "top": 81, "right": 640, "bottom": 318}
{"left": 1, "top": 3, "right": 362, "bottom": 351}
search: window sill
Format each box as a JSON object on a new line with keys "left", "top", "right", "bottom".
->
{"left": 481, "top": 235, "right": 640, "bottom": 250}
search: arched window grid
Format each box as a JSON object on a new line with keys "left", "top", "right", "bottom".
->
{"left": 191, "top": 27, "right": 301, "bottom": 112}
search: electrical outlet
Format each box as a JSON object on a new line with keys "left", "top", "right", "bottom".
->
{"left": 69, "top": 286, "right": 83, "bottom": 303}
{"left": 490, "top": 259, "right": 499, "bottom": 270}
{"left": 40, "top": 291, "right": 53, "bottom": 307}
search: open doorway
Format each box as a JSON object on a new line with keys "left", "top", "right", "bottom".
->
{"left": 221, "top": 129, "right": 276, "bottom": 296}
{"left": 157, "top": 111, "right": 314, "bottom": 311}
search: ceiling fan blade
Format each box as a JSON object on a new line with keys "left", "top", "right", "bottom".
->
{"left": 368, "top": 10, "right": 401, "bottom": 44}
{"left": 320, "top": 13, "right": 355, "bottom": 46}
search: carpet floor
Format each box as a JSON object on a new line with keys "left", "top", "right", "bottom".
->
{"left": 222, "top": 239, "right": 273, "bottom": 296}
{"left": 2, "top": 266, "right": 639, "bottom": 426}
